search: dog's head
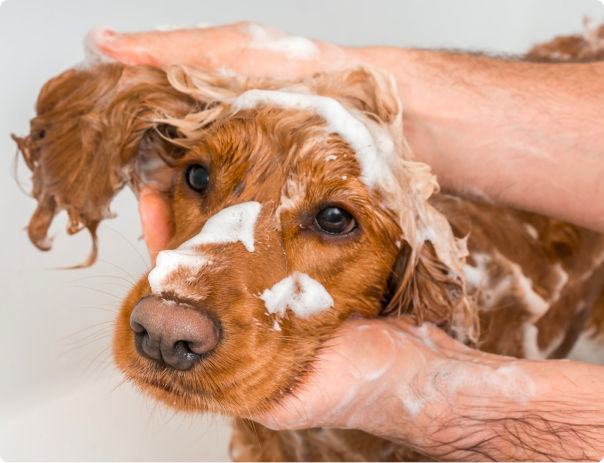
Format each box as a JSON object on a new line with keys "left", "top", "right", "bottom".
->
{"left": 14, "top": 63, "right": 474, "bottom": 416}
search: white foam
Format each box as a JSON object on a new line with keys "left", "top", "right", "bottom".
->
{"left": 524, "top": 223, "right": 539, "bottom": 239}
{"left": 403, "top": 360, "right": 537, "bottom": 416}
{"left": 260, "top": 272, "right": 334, "bottom": 318}
{"left": 462, "top": 253, "right": 489, "bottom": 289}
{"left": 232, "top": 90, "right": 391, "bottom": 188}
{"left": 186, "top": 201, "right": 262, "bottom": 252}
{"left": 245, "top": 23, "right": 318, "bottom": 60}
{"left": 81, "top": 27, "right": 117, "bottom": 68}
{"left": 508, "top": 260, "right": 548, "bottom": 319}
{"left": 147, "top": 201, "right": 261, "bottom": 293}
{"left": 522, "top": 323, "right": 566, "bottom": 360}
{"left": 463, "top": 252, "right": 549, "bottom": 320}
{"left": 148, "top": 249, "right": 212, "bottom": 294}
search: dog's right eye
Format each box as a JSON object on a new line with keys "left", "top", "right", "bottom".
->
{"left": 315, "top": 206, "right": 357, "bottom": 235}
{"left": 185, "top": 164, "right": 210, "bottom": 193}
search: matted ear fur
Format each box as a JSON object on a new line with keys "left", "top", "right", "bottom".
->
{"left": 13, "top": 63, "right": 201, "bottom": 266}
{"left": 384, "top": 241, "right": 474, "bottom": 341}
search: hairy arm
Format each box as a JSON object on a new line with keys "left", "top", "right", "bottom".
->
{"left": 94, "top": 23, "right": 604, "bottom": 232}
{"left": 357, "top": 47, "right": 604, "bottom": 232}
{"left": 374, "top": 351, "right": 604, "bottom": 461}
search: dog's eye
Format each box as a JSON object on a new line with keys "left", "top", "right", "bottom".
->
{"left": 315, "top": 207, "right": 357, "bottom": 235}
{"left": 185, "top": 164, "right": 210, "bottom": 193}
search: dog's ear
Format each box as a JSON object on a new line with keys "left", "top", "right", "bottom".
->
{"left": 12, "top": 63, "right": 197, "bottom": 266}
{"left": 384, "top": 240, "right": 477, "bottom": 343}
{"left": 306, "top": 66, "right": 401, "bottom": 125}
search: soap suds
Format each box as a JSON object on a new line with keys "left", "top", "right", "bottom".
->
{"left": 245, "top": 23, "right": 319, "bottom": 60}
{"left": 403, "top": 359, "right": 537, "bottom": 416}
{"left": 522, "top": 323, "right": 564, "bottom": 360}
{"left": 260, "top": 272, "right": 334, "bottom": 318}
{"left": 463, "top": 251, "right": 549, "bottom": 321}
{"left": 148, "top": 249, "right": 212, "bottom": 294}
{"left": 148, "top": 201, "right": 261, "bottom": 294}
{"left": 185, "top": 201, "right": 262, "bottom": 252}
{"left": 524, "top": 223, "right": 539, "bottom": 240}
{"left": 82, "top": 27, "right": 117, "bottom": 67}
{"left": 232, "top": 90, "right": 391, "bottom": 188}
{"left": 155, "top": 22, "right": 213, "bottom": 31}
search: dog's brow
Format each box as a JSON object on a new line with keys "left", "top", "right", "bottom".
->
{"left": 231, "top": 89, "right": 396, "bottom": 188}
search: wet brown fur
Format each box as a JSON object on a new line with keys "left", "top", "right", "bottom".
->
{"left": 13, "top": 24, "right": 604, "bottom": 461}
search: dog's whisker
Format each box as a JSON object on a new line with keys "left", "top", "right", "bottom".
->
{"left": 68, "top": 274, "right": 136, "bottom": 289}
{"left": 97, "top": 259, "right": 141, "bottom": 284}
{"left": 78, "top": 304, "right": 119, "bottom": 314}
{"left": 103, "top": 225, "right": 150, "bottom": 269}
{"left": 58, "top": 327, "right": 113, "bottom": 350}
{"left": 71, "top": 284, "right": 126, "bottom": 301}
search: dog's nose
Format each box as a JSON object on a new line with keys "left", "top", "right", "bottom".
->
{"left": 129, "top": 295, "right": 220, "bottom": 371}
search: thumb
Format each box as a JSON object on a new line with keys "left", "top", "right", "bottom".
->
{"left": 138, "top": 187, "right": 173, "bottom": 263}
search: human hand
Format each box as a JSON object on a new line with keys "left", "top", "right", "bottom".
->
{"left": 248, "top": 316, "right": 512, "bottom": 452}
{"left": 88, "top": 22, "right": 360, "bottom": 80}
{"left": 138, "top": 187, "right": 172, "bottom": 263}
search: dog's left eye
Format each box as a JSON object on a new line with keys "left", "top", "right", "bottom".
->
{"left": 185, "top": 164, "right": 210, "bottom": 193}
{"left": 315, "top": 207, "right": 357, "bottom": 235}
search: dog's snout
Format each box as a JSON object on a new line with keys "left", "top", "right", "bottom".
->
{"left": 129, "top": 295, "right": 220, "bottom": 371}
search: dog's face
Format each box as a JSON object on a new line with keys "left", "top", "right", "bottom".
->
{"left": 114, "top": 103, "right": 408, "bottom": 415}
{"left": 15, "top": 63, "right": 471, "bottom": 417}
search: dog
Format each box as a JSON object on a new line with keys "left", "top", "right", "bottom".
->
{"left": 13, "top": 23, "right": 604, "bottom": 461}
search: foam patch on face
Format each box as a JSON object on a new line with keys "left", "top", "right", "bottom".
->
{"left": 187, "top": 201, "right": 262, "bottom": 252}
{"left": 147, "top": 201, "right": 261, "bottom": 294}
{"left": 148, "top": 249, "right": 212, "bottom": 294}
{"left": 261, "top": 272, "right": 334, "bottom": 318}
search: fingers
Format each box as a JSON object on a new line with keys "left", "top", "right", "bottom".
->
{"left": 138, "top": 187, "right": 173, "bottom": 263}
{"left": 86, "top": 23, "right": 357, "bottom": 80}
{"left": 87, "top": 23, "right": 251, "bottom": 69}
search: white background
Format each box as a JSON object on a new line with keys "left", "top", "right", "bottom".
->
{"left": 1, "top": 0, "right": 603, "bottom": 460}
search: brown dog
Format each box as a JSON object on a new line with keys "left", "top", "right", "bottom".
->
{"left": 14, "top": 24, "right": 604, "bottom": 461}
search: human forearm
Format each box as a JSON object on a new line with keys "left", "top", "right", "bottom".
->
{"left": 353, "top": 46, "right": 604, "bottom": 232}
{"left": 348, "top": 345, "right": 604, "bottom": 461}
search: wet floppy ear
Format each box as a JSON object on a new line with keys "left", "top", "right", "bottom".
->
{"left": 384, "top": 241, "right": 475, "bottom": 341}
{"left": 134, "top": 123, "right": 187, "bottom": 193}
{"left": 12, "top": 63, "right": 195, "bottom": 267}
{"left": 309, "top": 66, "right": 402, "bottom": 125}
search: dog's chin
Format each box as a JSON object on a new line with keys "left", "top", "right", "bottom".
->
{"left": 120, "top": 355, "right": 295, "bottom": 417}
{"left": 130, "top": 373, "right": 225, "bottom": 414}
